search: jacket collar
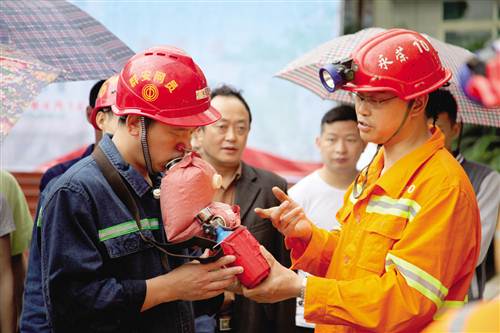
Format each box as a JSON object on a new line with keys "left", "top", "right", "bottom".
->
{"left": 98, "top": 134, "right": 151, "bottom": 197}
{"left": 361, "top": 126, "right": 445, "bottom": 198}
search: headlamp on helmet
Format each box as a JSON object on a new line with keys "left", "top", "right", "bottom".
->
{"left": 319, "top": 58, "right": 356, "bottom": 93}
{"left": 319, "top": 29, "right": 452, "bottom": 100}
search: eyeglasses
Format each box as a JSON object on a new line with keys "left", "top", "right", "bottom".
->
{"left": 211, "top": 123, "right": 249, "bottom": 136}
{"left": 351, "top": 92, "right": 398, "bottom": 108}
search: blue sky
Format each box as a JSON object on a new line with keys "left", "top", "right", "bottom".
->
{"left": 76, "top": 1, "right": 342, "bottom": 159}
{"left": 4, "top": 1, "right": 343, "bottom": 170}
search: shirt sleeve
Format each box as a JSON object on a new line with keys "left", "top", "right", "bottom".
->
{"left": 9, "top": 174, "right": 33, "bottom": 255}
{"left": 476, "top": 171, "right": 500, "bottom": 264}
{"left": 302, "top": 185, "right": 480, "bottom": 332}
{"left": 286, "top": 224, "right": 340, "bottom": 277}
{"left": 40, "top": 187, "right": 146, "bottom": 331}
{"left": 0, "top": 194, "right": 15, "bottom": 237}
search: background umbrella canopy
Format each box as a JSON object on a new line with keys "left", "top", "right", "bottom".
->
{"left": 0, "top": 45, "right": 59, "bottom": 141}
{"left": 277, "top": 27, "right": 500, "bottom": 128}
{"left": 1, "top": 0, "right": 134, "bottom": 81}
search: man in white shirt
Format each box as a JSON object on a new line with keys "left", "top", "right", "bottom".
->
{"left": 288, "top": 105, "right": 365, "bottom": 330}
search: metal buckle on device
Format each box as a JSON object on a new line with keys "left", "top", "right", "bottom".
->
{"left": 218, "top": 315, "right": 231, "bottom": 331}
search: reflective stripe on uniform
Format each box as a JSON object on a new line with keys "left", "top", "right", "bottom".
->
{"left": 98, "top": 218, "right": 160, "bottom": 241}
{"left": 36, "top": 206, "right": 43, "bottom": 227}
{"left": 367, "top": 195, "right": 421, "bottom": 222}
{"left": 386, "top": 253, "right": 448, "bottom": 308}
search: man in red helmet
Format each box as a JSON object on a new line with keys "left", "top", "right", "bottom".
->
{"left": 89, "top": 74, "right": 120, "bottom": 136}
{"left": 240, "top": 29, "right": 481, "bottom": 333}
{"left": 24, "top": 46, "right": 243, "bottom": 333}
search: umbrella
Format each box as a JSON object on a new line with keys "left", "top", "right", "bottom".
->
{"left": 276, "top": 27, "right": 500, "bottom": 128}
{"left": 1, "top": 0, "right": 134, "bottom": 82}
{"left": 0, "top": 44, "right": 60, "bottom": 141}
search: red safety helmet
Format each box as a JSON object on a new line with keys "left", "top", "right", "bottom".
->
{"left": 343, "top": 29, "right": 452, "bottom": 100}
{"left": 90, "top": 74, "right": 119, "bottom": 130}
{"left": 112, "top": 46, "right": 220, "bottom": 127}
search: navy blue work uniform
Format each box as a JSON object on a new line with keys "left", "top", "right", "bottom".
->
{"left": 21, "top": 135, "right": 213, "bottom": 333}
{"left": 39, "top": 144, "right": 94, "bottom": 193}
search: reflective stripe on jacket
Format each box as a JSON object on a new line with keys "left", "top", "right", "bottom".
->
{"left": 286, "top": 128, "right": 481, "bottom": 333}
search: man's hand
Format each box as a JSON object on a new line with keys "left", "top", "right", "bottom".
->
{"left": 225, "top": 278, "right": 242, "bottom": 295}
{"left": 142, "top": 255, "right": 243, "bottom": 311}
{"left": 242, "top": 246, "right": 302, "bottom": 303}
{"left": 254, "top": 187, "right": 313, "bottom": 241}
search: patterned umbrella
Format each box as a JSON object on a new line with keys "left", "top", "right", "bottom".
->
{"left": 0, "top": 45, "right": 60, "bottom": 141}
{"left": 276, "top": 27, "right": 500, "bottom": 127}
{"left": 1, "top": 0, "right": 134, "bottom": 82}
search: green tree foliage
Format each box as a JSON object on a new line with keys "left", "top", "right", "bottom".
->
{"left": 459, "top": 125, "right": 500, "bottom": 172}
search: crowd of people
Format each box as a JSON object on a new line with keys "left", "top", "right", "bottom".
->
{"left": 0, "top": 28, "right": 499, "bottom": 333}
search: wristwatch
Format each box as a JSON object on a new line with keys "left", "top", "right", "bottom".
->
{"left": 299, "top": 276, "right": 307, "bottom": 301}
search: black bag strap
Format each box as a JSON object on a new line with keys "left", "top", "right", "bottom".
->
{"left": 92, "top": 146, "right": 222, "bottom": 263}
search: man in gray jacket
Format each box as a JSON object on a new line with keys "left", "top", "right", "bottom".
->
{"left": 426, "top": 88, "right": 500, "bottom": 300}
{"left": 193, "top": 84, "right": 297, "bottom": 333}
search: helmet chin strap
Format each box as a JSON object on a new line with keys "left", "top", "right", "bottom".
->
{"left": 140, "top": 116, "right": 158, "bottom": 187}
{"left": 353, "top": 101, "right": 413, "bottom": 199}
{"left": 382, "top": 101, "right": 413, "bottom": 147}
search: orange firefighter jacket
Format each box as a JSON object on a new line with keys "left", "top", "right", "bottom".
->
{"left": 286, "top": 128, "right": 480, "bottom": 333}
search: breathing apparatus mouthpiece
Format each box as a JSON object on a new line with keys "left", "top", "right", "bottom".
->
{"left": 319, "top": 58, "right": 356, "bottom": 93}
{"left": 164, "top": 143, "right": 195, "bottom": 172}
{"left": 164, "top": 157, "right": 183, "bottom": 172}
{"left": 156, "top": 153, "right": 185, "bottom": 199}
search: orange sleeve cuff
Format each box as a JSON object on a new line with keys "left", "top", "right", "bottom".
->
{"left": 303, "top": 275, "right": 339, "bottom": 324}
{"left": 287, "top": 224, "right": 337, "bottom": 275}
